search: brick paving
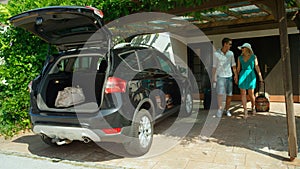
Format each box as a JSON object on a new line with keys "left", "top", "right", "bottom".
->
{"left": 1, "top": 102, "right": 300, "bottom": 169}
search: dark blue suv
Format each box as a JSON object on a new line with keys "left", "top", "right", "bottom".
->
{"left": 9, "top": 6, "right": 194, "bottom": 156}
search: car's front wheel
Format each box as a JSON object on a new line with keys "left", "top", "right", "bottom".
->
{"left": 180, "top": 89, "right": 193, "bottom": 117}
{"left": 123, "top": 109, "right": 153, "bottom": 156}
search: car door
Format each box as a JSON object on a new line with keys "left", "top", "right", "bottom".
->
{"left": 154, "top": 51, "right": 182, "bottom": 110}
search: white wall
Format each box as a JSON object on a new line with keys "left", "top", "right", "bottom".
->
{"left": 187, "top": 27, "right": 299, "bottom": 49}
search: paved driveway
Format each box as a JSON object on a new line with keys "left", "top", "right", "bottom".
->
{"left": 1, "top": 102, "right": 300, "bottom": 169}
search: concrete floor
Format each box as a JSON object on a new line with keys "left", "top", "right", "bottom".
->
{"left": 1, "top": 101, "right": 300, "bottom": 169}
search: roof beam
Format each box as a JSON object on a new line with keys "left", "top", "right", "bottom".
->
{"left": 201, "top": 20, "right": 296, "bottom": 35}
{"left": 167, "top": 0, "right": 268, "bottom": 15}
{"left": 257, "top": 0, "right": 279, "bottom": 19}
{"left": 255, "top": 3, "right": 274, "bottom": 15}
{"left": 223, "top": 10, "right": 242, "bottom": 19}
{"left": 195, "top": 15, "right": 274, "bottom": 28}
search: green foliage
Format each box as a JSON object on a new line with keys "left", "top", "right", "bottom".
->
{"left": 0, "top": 5, "right": 11, "bottom": 24}
{"left": 0, "top": 27, "right": 47, "bottom": 137}
{"left": 98, "top": 0, "right": 145, "bottom": 22}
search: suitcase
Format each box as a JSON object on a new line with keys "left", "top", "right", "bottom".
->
{"left": 203, "top": 88, "right": 211, "bottom": 110}
{"left": 255, "top": 82, "right": 270, "bottom": 112}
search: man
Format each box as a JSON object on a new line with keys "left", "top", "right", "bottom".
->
{"left": 212, "top": 38, "right": 238, "bottom": 118}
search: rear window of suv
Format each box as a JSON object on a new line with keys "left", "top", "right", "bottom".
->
{"left": 51, "top": 56, "right": 99, "bottom": 74}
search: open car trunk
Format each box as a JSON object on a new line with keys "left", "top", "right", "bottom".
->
{"left": 37, "top": 53, "right": 108, "bottom": 112}
{"left": 9, "top": 6, "right": 112, "bottom": 112}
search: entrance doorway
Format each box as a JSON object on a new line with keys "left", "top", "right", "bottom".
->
{"left": 187, "top": 42, "right": 213, "bottom": 95}
{"left": 231, "top": 34, "right": 300, "bottom": 102}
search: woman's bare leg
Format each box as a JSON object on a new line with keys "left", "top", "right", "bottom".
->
{"left": 248, "top": 89, "right": 256, "bottom": 114}
{"left": 240, "top": 89, "right": 248, "bottom": 118}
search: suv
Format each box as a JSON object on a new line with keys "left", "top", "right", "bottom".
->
{"left": 9, "top": 6, "right": 194, "bottom": 156}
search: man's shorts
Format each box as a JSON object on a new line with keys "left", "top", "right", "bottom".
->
{"left": 216, "top": 76, "right": 233, "bottom": 96}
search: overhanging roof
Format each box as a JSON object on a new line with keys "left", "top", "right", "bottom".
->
{"left": 165, "top": 0, "right": 299, "bottom": 35}
{"left": 107, "top": 0, "right": 299, "bottom": 40}
{"left": 116, "top": 0, "right": 299, "bottom": 37}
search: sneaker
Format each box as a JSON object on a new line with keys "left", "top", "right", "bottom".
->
{"left": 216, "top": 109, "right": 223, "bottom": 118}
{"left": 226, "top": 110, "right": 232, "bottom": 117}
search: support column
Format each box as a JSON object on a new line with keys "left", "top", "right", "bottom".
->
{"left": 276, "top": 0, "right": 298, "bottom": 160}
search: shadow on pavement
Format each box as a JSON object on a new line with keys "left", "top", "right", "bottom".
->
{"left": 12, "top": 135, "right": 123, "bottom": 162}
{"left": 180, "top": 103, "right": 300, "bottom": 162}
{"left": 11, "top": 102, "right": 300, "bottom": 163}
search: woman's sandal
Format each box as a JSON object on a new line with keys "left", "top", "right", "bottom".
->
{"left": 252, "top": 107, "right": 256, "bottom": 116}
{"left": 244, "top": 110, "right": 248, "bottom": 119}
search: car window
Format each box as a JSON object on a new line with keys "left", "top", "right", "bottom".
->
{"left": 73, "top": 56, "right": 98, "bottom": 72}
{"left": 120, "top": 51, "right": 140, "bottom": 71}
{"left": 51, "top": 56, "right": 97, "bottom": 74}
{"left": 137, "top": 49, "right": 159, "bottom": 70}
{"left": 54, "top": 58, "right": 71, "bottom": 73}
{"left": 114, "top": 50, "right": 140, "bottom": 72}
{"left": 153, "top": 51, "right": 175, "bottom": 74}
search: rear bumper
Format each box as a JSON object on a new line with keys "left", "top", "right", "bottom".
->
{"left": 29, "top": 105, "right": 132, "bottom": 143}
{"left": 33, "top": 125, "right": 101, "bottom": 142}
{"left": 32, "top": 124, "right": 131, "bottom": 143}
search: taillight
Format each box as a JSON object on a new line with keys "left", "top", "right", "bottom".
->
{"left": 86, "top": 6, "right": 104, "bottom": 18}
{"left": 101, "top": 128, "right": 121, "bottom": 134}
{"left": 105, "top": 77, "right": 127, "bottom": 94}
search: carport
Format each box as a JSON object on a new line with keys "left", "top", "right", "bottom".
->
{"left": 166, "top": 0, "right": 299, "bottom": 160}
{"left": 113, "top": 0, "right": 299, "bottom": 160}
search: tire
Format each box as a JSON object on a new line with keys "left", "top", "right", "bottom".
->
{"left": 123, "top": 109, "right": 153, "bottom": 156}
{"left": 180, "top": 89, "right": 193, "bottom": 117}
{"left": 40, "top": 134, "right": 58, "bottom": 146}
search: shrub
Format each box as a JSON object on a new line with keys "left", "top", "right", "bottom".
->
{"left": 0, "top": 26, "right": 47, "bottom": 137}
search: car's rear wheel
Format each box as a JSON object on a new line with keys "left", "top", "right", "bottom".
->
{"left": 123, "top": 109, "right": 153, "bottom": 156}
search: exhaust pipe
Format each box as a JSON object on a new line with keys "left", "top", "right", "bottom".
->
{"left": 56, "top": 139, "right": 72, "bottom": 145}
{"left": 82, "top": 136, "right": 91, "bottom": 143}
{"left": 56, "top": 139, "right": 72, "bottom": 146}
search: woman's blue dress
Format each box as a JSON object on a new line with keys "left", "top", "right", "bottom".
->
{"left": 238, "top": 55, "right": 256, "bottom": 89}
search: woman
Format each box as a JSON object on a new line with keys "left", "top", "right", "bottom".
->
{"left": 236, "top": 43, "right": 263, "bottom": 118}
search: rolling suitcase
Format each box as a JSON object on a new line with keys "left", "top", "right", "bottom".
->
{"left": 255, "top": 82, "right": 270, "bottom": 112}
{"left": 203, "top": 88, "right": 211, "bottom": 110}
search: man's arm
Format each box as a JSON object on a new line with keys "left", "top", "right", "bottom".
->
{"left": 212, "top": 67, "right": 217, "bottom": 88}
{"left": 212, "top": 52, "right": 218, "bottom": 87}
{"left": 212, "top": 67, "right": 217, "bottom": 82}
{"left": 232, "top": 65, "right": 238, "bottom": 84}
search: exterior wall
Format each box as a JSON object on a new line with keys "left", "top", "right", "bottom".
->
{"left": 189, "top": 27, "right": 299, "bottom": 47}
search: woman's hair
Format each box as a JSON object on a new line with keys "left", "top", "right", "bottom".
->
{"left": 242, "top": 47, "right": 253, "bottom": 55}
